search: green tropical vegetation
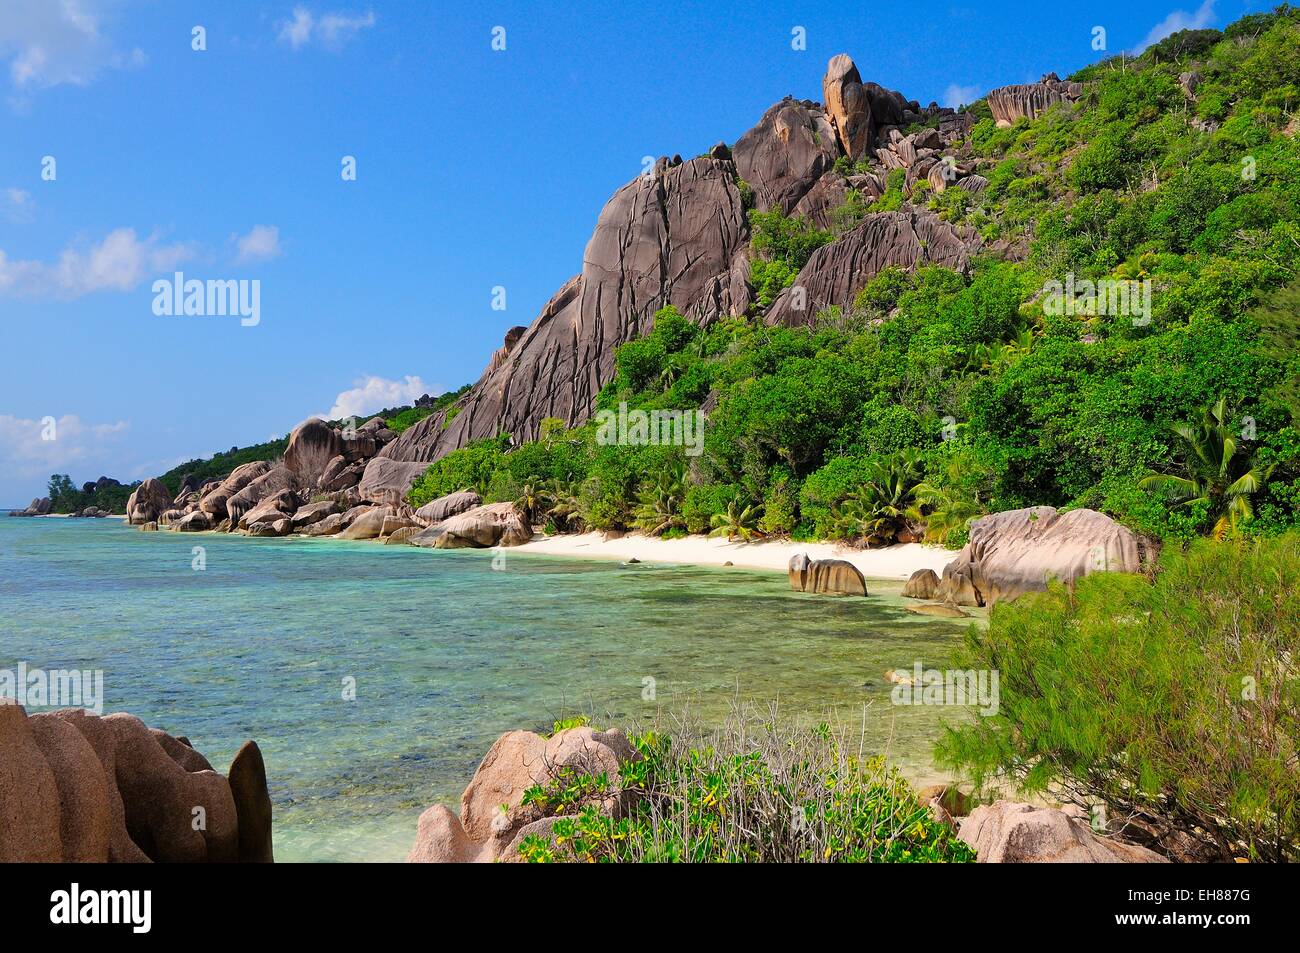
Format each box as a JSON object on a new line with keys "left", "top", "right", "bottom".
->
{"left": 406, "top": 10, "right": 1300, "bottom": 548}
{"left": 938, "top": 532, "right": 1300, "bottom": 862}
{"left": 516, "top": 706, "right": 974, "bottom": 863}
{"left": 44, "top": 474, "right": 136, "bottom": 515}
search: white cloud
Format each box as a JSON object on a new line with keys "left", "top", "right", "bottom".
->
{"left": 1133, "top": 0, "right": 1217, "bottom": 53}
{"left": 943, "top": 83, "right": 982, "bottom": 110}
{"left": 277, "top": 7, "right": 376, "bottom": 51}
{"left": 3, "top": 188, "right": 35, "bottom": 224}
{"left": 0, "top": 0, "right": 146, "bottom": 95}
{"left": 0, "top": 414, "right": 130, "bottom": 496}
{"left": 0, "top": 227, "right": 195, "bottom": 299}
{"left": 320, "top": 375, "right": 438, "bottom": 420}
{"left": 233, "top": 224, "right": 282, "bottom": 264}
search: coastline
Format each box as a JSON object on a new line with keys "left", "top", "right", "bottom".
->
{"left": 512, "top": 531, "right": 957, "bottom": 580}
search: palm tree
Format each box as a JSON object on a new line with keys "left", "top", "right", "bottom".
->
{"left": 1139, "top": 397, "right": 1272, "bottom": 540}
{"left": 514, "top": 483, "right": 543, "bottom": 526}
{"left": 632, "top": 464, "right": 688, "bottom": 536}
{"left": 542, "top": 477, "right": 583, "bottom": 533}
{"left": 709, "top": 500, "right": 765, "bottom": 542}
{"left": 912, "top": 451, "right": 990, "bottom": 545}
{"left": 834, "top": 449, "right": 926, "bottom": 546}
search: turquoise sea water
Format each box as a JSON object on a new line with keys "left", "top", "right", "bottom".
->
{"left": 0, "top": 515, "right": 976, "bottom": 861}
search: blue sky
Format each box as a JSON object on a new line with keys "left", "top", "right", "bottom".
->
{"left": 0, "top": 0, "right": 1252, "bottom": 502}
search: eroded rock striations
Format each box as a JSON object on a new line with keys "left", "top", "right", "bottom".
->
{"left": 0, "top": 704, "right": 272, "bottom": 863}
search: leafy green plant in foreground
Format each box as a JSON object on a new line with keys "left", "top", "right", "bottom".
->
{"left": 938, "top": 532, "right": 1300, "bottom": 862}
{"left": 518, "top": 706, "right": 974, "bottom": 863}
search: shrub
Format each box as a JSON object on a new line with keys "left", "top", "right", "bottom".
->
{"left": 937, "top": 533, "right": 1300, "bottom": 862}
{"left": 518, "top": 705, "right": 975, "bottom": 863}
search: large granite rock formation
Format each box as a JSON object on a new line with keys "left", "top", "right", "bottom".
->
{"left": 410, "top": 502, "right": 532, "bottom": 549}
{"left": 766, "top": 206, "right": 980, "bottom": 325}
{"left": 125, "top": 478, "right": 173, "bottom": 525}
{"left": 0, "top": 705, "right": 272, "bottom": 863}
{"left": 936, "top": 506, "right": 1157, "bottom": 607}
{"left": 408, "top": 725, "right": 639, "bottom": 863}
{"left": 9, "top": 497, "right": 52, "bottom": 517}
{"left": 987, "top": 72, "right": 1084, "bottom": 128}
{"left": 378, "top": 154, "right": 753, "bottom": 467}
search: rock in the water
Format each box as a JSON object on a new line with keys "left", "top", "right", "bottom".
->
{"left": 788, "top": 555, "right": 867, "bottom": 596}
{"left": 413, "top": 490, "right": 482, "bottom": 525}
{"left": 936, "top": 506, "right": 1156, "bottom": 606}
{"left": 290, "top": 499, "right": 341, "bottom": 528}
{"left": 902, "top": 568, "right": 940, "bottom": 599}
{"left": 227, "top": 741, "right": 274, "bottom": 863}
{"left": 384, "top": 525, "right": 420, "bottom": 545}
{"left": 173, "top": 510, "right": 213, "bottom": 532}
{"left": 337, "top": 505, "right": 393, "bottom": 540}
{"left": 907, "top": 602, "right": 969, "bottom": 618}
{"left": 125, "top": 478, "right": 173, "bottom": 525}
{"left": 226, "top": 465, "right": 297, "bottom": 529}
{"left": 958, "top": 801, "right": 1168, "bottom": 863}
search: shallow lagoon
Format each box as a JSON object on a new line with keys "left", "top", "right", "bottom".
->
{"left": 0, "top": 515, "right": 974, "bottom": 861}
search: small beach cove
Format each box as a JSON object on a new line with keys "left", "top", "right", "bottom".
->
{"left": 1, "top": 514, "right": 979, "bottom": 861}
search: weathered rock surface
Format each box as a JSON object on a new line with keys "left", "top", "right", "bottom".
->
{"left": 408, "top": 725, "right": 639, "bottom": 863}
{"left": 9, "top": 496, "right": 54, "bottom": 516}
{"left": 0, "top": 705, "right": 271, "bottom": 863}
{"left": 199, "top": 460, "right": 273, "bottom": 520}
{"left": 788, "top": 554, "right": 868, "bottom": 596}
{"left": 902, "top": 568, "right": 940, "bottom": 599}
{"left": 283, "top": 418, "right": 343, "bottom": 486}
{"left": 987, "top": 73, "right": 1083, "bottom": 128}
{"left": 959, "top": 801, "right": 1168, "bottom": 863}
{"left": 413, "top": 490, "right": 482, "bottom": 525}
{"left": 411, "top": 502, "right": 532, "bottom": 549}
{"left": 766, "top": 207, "right": 980, "bottom": 325}
{"left": 125, "top": 478, "right": 173, "bottom": 525}
{"left": 936, "top": 506, "right": 1156, "bottom": 607}
{"left": 378, "top": 153, "right": 751, "bottom": 466}
{"left": 337, "top": 505, "right": 394, "bottom": 540}
{"left": 822, "top": 54, "right": 875, "bottom": 160}
{"left": 227, "top": 741, "right": 274, "bottom": 863}
{"left": 358, "top": 457, "right": 430, "bottom": 506}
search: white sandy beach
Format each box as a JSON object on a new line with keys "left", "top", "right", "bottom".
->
{"left": 513, "top": 531, "right": 957, "bottom": 580}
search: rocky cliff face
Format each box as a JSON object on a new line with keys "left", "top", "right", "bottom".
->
{"left": 137, "top": 53, "right": 998, "bottom": 508}
{"left": 375, "top": 53, "right": 991, "bottom": 483}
